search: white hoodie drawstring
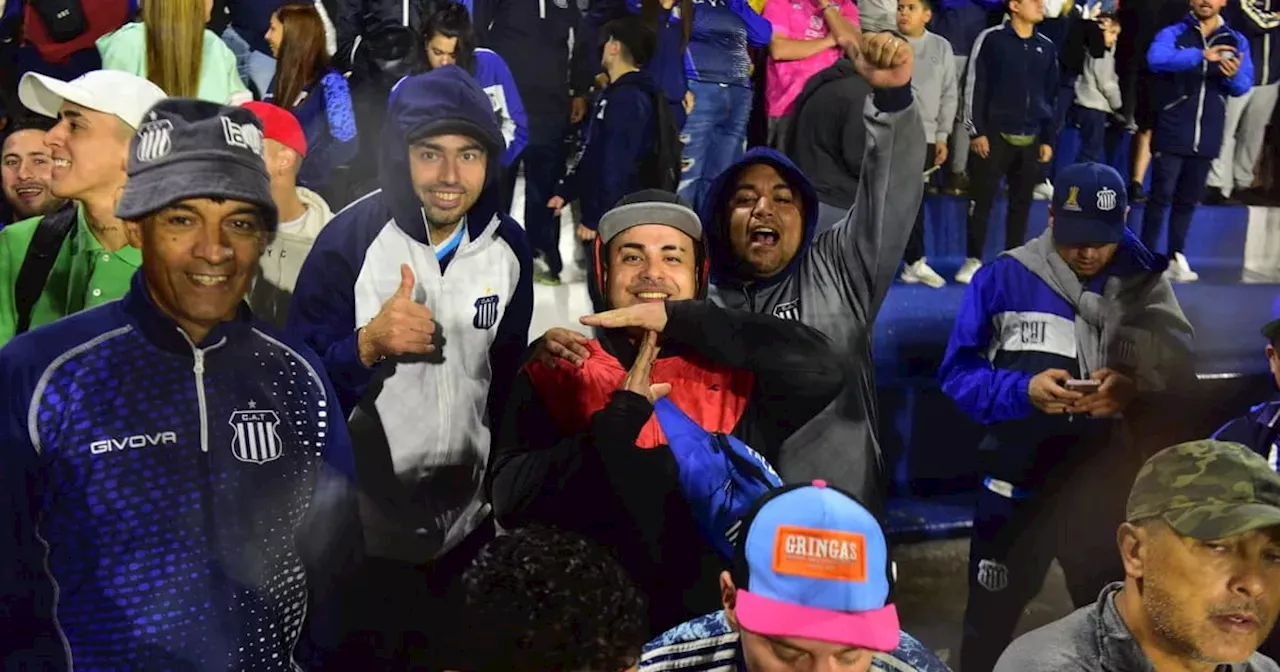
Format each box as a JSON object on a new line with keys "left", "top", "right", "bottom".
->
{"left": 540, "top": 0, "right": 546, "bottom": 19}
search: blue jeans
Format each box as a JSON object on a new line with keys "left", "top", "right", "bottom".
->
{"left": 221, "top": 26, "right": 277, "bottom": 98}
{"left": 679, "top": 80, "right": 752, "bottom": 214}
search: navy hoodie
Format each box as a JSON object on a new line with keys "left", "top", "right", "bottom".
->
{"left": 556, "top": 70, "right": 659, "bottom": 230}
{"left": 226, "top": 0, "right": 288, "bottom": 56}
{"left": 696, "top": 85, "right": 923, "bottom": 514}
{"left": 287, "top": 66, "right": 534, "bottom": 564}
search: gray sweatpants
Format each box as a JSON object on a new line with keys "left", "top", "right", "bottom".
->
{"left": 1209, "top": 81, "right": 1279, "bottom": 194}
{"left": 950, "top": 54, "right": 971, "bottom": 175}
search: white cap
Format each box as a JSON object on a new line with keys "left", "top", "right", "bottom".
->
{"left": 18, "top": 71, "right": 167, "bottom": 130}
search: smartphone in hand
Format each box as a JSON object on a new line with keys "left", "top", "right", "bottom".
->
{"left": 1065, "top": 379, "right": 1102, "bottom": 393}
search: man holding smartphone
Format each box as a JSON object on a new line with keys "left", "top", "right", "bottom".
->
{"left": 939, "top": 162, "right": 1196, "bottom": 671}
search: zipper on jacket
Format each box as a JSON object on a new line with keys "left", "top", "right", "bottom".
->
{"left": 194, "top": 350, "right": 210, "bottom": 452}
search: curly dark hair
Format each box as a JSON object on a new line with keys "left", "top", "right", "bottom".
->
{"left": 458, "top": 526, "right": 648, "bottom": 672}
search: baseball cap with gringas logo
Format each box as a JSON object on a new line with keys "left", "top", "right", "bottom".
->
{"left": 1126, "top": 440, "right": 1280, "bottom": 540}
{"left": 1052, "top": 162, "right": 1128, "bottom": 245}
{"left": 731, "top": 480, "right": 899, "bottom": 652}
{"left": 115, "top": 98, "right": 277, "bottom": 230}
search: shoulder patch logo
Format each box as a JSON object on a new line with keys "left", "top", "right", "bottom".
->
{"left": 772, "top": 300, "right": 801, "bottom": 322}
{"left": 473, "top": 294, "right": 500, "bottom": 330}
{"left": 229, "top": 404, "right": 283, "bottom": 464}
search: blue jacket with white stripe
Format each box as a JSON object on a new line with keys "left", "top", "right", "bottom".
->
{"left": 964, "top": 22, "right": 1060, "bottom": 145}
{"left": 1148, "top": 13, "right": 1253, "bottom": 157}
{"left": 286, "top": 66, "right": 534, "bottom": 565}
{"left": 938, "top": 231, "right": 1168, "bottom": 486}
{"left": 0, "top": 272, "right": 359, "bottom": 671}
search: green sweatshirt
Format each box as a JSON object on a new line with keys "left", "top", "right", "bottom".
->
{"left": 97, "top": 22, "right": 251, "bottom": 105}
{"left": 0, "top": 204, "right": 142, "bottom": 346}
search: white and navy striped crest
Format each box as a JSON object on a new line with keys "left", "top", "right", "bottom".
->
{"left": 473, "top": 294, "right": 499, "bottom": 330}
{"left": 135, "top": 118, "right": 173, "bottom": 163}
{"left": 228, "top": 409, "right": 283, "bottom": 464}
{"left": 772, "top": 299, "right": 801, "bottom": 322}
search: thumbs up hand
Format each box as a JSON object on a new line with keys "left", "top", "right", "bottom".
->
{"left": 357, "top": 263, "right": 437, "bottom": 366}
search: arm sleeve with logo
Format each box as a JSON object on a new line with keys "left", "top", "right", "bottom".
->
{"left": 488, "top": 372, "right": 674, "bottom": 569}
{"left": 807, "top": 88, "right": 924, "bottom": 331}
{"left": 489, "top": 53, "right": 529, "bottom": 166}
{"left": 938, "top": 267, "right": 1035, "bottom": 424}
{"left": 0, "top": 347, "right": 63, "bottom": 666}
{"left": 663, "top": 300, "right": 844, "bottom": 445}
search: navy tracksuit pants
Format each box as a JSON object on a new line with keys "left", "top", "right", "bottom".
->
{"left": 960, "top": 426, "right": 1141, "bottom": 672}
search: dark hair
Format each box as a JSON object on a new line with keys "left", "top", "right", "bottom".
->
{"left": 420, "top": 1, "right": 477, "bottom": 73}
{"left": 4, "top": 114, "right": 56, "bottom": 140}
{"left": 915, "top": 0, "right": 935, "bottom": 11}
{"left": 458, "top": 527, "right": 648, "bottom": 672}
{"left": 602, "top": 15, "right": 657, "bottom": 68}
{"left": 273, "top": 2, "right": 330, "bottom": 111}
{"left": 640, "top": 0, "right": 693, "bottom": 51}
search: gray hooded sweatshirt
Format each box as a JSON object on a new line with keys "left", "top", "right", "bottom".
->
{"left": 700, "top": 86, "right": 925, "bottom": 514}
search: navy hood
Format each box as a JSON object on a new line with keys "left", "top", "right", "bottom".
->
{"left": 700, "top": 147, "right": 820, "bottom": 288}
{"left": 380, "top": 66, "right": 506, "bottom": 243}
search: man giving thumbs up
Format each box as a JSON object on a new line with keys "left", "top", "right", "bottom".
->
{"left": 284, "top": 66, "right": 533, "bottom": 671}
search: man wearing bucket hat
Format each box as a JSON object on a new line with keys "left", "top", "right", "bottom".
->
{"left": 940, "top": 161, "right": 1195, "bottom": 671}
{"left": 0, "top": 98, "right": 359, "bottom": 670}
{"left": 997, "top": 440, "right": 1280, "bottom": 670}
{"left": 0, "top": 70, "right": 167, "bottom": 346}
{"left": 489, "top": 189, "right": 844, "bottom": 635}
{"left": 639, "top": 480, "right": 950, "bottom": 671}
{"left": 1214, "top": 294, "right": 1280, "bottom": 470}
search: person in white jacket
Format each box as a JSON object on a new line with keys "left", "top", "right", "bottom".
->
{"left": 243, "top": 101, "right": 334, "bottom": 327}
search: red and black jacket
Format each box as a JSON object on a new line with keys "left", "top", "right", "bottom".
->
{"left": 487, "top": 299, "right": 843, "bottom": 634}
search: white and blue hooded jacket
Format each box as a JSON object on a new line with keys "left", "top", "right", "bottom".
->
{"left": 0, "top": 272, "right": 359, "bottom": 671}
{"left": 287, "top": 66, "right": 533, "bottom": 565}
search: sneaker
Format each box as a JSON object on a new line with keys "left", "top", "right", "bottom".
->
{"left": 1129, "top": 180, "right": 1147, "bottom": 204}
{"left": 1033, "top": 181, "right": 1054, "bottom": 201}
{"left": 955, "top": 257, "right": 983, "bottom": 284}
{"left": 1166, "top": 252, "right": 1200, "bottom": 283}
{"left": 900, "top": 258, "right": 947, "bottom": 288}
{"left": 534, "top": 269, "right": 562, "bottom": 286}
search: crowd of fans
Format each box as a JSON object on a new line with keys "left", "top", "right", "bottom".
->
{"left": 1, "top": 0, "right": 1280, "bottom": 671}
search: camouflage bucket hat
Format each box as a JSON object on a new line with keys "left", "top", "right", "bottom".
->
{"left": 1126, "top": 440, "right": 1280, "bottom": 540}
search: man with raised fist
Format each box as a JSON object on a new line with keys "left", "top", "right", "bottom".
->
{"left": 488, "top": 190, "right": 844, "bottom": 636}
{"left": 286, "top": 65, "right": 533, "bottom": 671}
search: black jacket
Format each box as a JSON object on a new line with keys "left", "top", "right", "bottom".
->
{"left": 474, "top": 0, "right": 596, "bottom": 141}
{"left": 488, "top": 300, "right": 842, "bottom": 634}
{"left": 787, "top": 59, "right": 872, "bottom": 211}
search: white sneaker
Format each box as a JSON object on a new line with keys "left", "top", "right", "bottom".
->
{"left": 1033, "top": 180, "right": 1054, "bottom": 201}
{"left": 900, "top": 258, "right": 947, "bottom": 288}
{"left": 1166, "top": 252, "right": 1200, "bottom": 283}
{"left": 955, "top": 257, "right": 983, "bottom": 284}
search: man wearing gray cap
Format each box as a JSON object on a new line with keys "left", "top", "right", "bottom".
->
{"left": 996, "top": 440, "right": 1280, "bottom": 671}
{"left": 0, "top": 98, "right": 358, "bottom": 671}
{"left": 489, "top": 189, "right": 844, "bottom": 634}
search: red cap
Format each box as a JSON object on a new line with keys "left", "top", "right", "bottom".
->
{"left": 241, "top": 101, "right": 307, "bottom": 158}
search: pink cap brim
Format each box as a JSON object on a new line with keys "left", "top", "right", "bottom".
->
{"left": 735, "top": 589, "right": 901, "bottom": 652}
